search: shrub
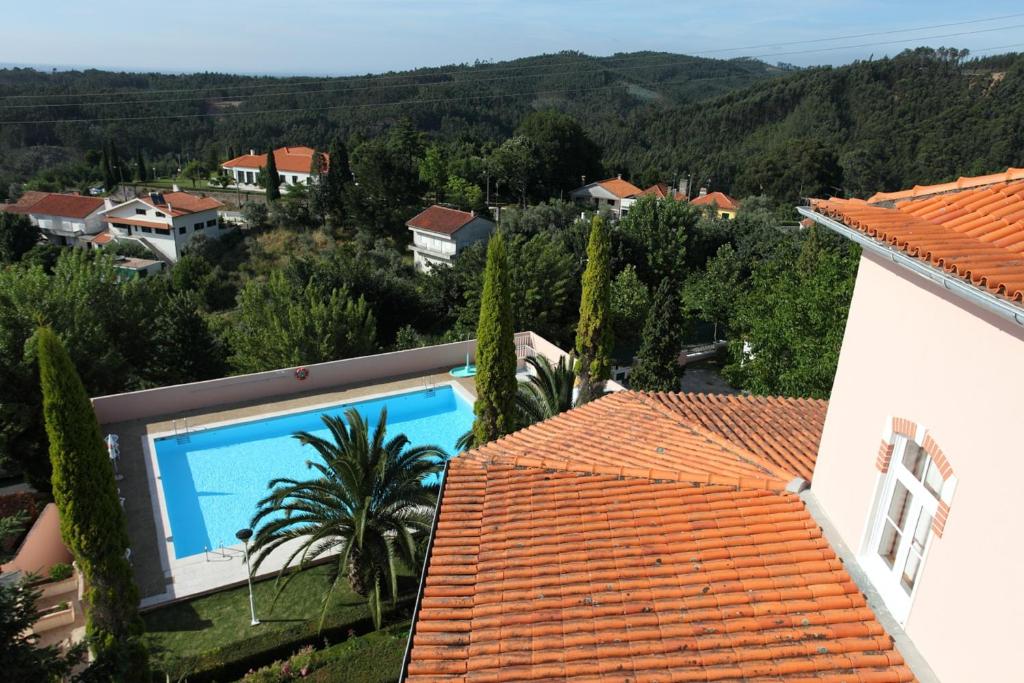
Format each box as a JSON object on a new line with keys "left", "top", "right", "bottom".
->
{"left": 240, "top": 645, "right": 315, "bottom": 682}
{"left": 48, "top": 562, "right": 73, "bottom": 581}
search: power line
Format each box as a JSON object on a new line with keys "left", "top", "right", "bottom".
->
{"left": 2, "top": 10, "right": 1023, "bottom": 102}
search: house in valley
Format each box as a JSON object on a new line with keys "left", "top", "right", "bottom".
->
{"left": 100, "top": 190, "right": 224, "bottom": 263}
{"left": 569, "top": 175, "right": 643, "bottom": 217}
{"left": 689, "top": 188, "right": 739, "bottom": 219}
{"left": 221, "top": 146, "right": 327, "bottom": 192}
{"left": 3, "top": 193, "right": 107, "bottom": 247}
{"left": 406, "top": 205, "right": 495, "bottom": 272}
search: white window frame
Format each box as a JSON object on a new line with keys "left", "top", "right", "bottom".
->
{"left": 860, "top": 430, "right": 949, "bottom": 624}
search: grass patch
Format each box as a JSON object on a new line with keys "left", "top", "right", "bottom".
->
{"left": 143, "top": 564, "right": 415, "bottom": 681}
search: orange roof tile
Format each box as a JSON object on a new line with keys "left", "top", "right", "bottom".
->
{"left": 639, "top": 182, "right": 686, "bottom": 200}
{"left": 407, "top": 205, "right": 487, "bottom": 236}
{"left": 135, "top": 191, "right": 223, "bottom": 216}
{"left": 690, "top": 191, "right": 739, "bottom": 211}
{"left": 644, "top": 392, "right": 828, "bottom": 481}
{"left": 403, "top": 392, "right": 913, "bottom": 682}
{"left": 812, "top": 176, "right": 1024, "bottom": 303}
{"left": 25, "top": 193, "right": 105, "bottom": 219}
{"left": 595, "top": 177, "right": 644, "bottom": 199}
{"left": 868, "top": 167, "right": 1024, "bottom": 203}
{"left": 0, "top": 190, "right": 48, "bottom": 215}
{"left": 222, "top": 146, "right": 329, "bottom": 174}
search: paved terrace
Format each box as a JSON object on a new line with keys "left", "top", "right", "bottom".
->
{"left": 92, "top": 333, "right": 568, "bottom": 607}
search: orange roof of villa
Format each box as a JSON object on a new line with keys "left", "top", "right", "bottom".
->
{"left": 811, "top": 170, "right": 1024, "bottom": 303}
{"left": 222, "top": 146, "right": 329, "bottom": 174}
{"left": 594, "top": 177, "right": 644, "bottom": 199}
{"left": 24, "top": 193, "right": 105, "bottom": 219}
{"left": 639, "top": 182, "right": 686, "bottom": 200}
{"left": 135, "top": 191, "right": 223, "bottom": 216}
{"left": 690, "top": 191, "right": 739, "bottom": 211}
{"left": 403, "top": 392, "right": 915, "bottom": 682}
{"left": 407, "top": 205, "right": 488, "bottom": 236}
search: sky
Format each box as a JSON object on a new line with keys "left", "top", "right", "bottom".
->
{"left": 4, "top": 1, "right": 1024, "bottom": 76}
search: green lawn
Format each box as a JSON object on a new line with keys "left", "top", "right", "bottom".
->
{"left": 142, "top": 564, "right": 414, "bottom": 680}
{"left": 304, "top": 621, "right": 411, "bottom": 683}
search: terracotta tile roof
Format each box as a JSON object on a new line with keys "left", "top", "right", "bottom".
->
{"left": 25, "top": 193, "right": 105, "bottom": 219}
{"left": 639, "top": 182, "right": 686, "bottom": 200}
{"left": 404, "top": 392, "right": 914, "bottom": 682}
{"left": 222, "top": 146, "right": 329, "bottom": 174}
{"left": 812, "top": 175, "right": 1024, "bottom": 303}
{"left": 690, "top": 191, "right": 739, "bottom": 211}
{"left": 407, "top": 205, "right": 489, "bottom": 236}
{"left": 868, "top": 167, "right": 1024, "bottom": 203}
{"left": 643, "top": 392, "right": 828, "bottom": 481}
{"left": 136, "top": 191, "right": 223, "bottom": 216}
{"left": 91, "top": 232, "right": 114, "bottom": 245}
{"left": 595, "top": 177, "right": 644, "bottom": 199}
{"left": 0, "top": 190, "right": 48, "bottom": 215}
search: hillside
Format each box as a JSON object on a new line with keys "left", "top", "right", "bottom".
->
{"left": 0, "top": 51, "right": 781, "bottom": 188}
{"left": 613, "top": 48, "right": 1024, "bottom": 199}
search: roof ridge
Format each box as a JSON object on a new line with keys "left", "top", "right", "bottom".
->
{"left": 633, "top": 391, "right": 797, "bottom": 482}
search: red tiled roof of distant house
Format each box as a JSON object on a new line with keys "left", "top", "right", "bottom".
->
{"left": 403, "top": 392, "right": 915, "bottom": 682}
{"left": 91, "top": 232, "right": 115, "bottom": 245}
{"left": 136, "top": 191, "right": 223, "bottom": 217}
{"left": 0, "top": 190, "right": 48, "bottom": 215}
{"left": 406, "top": 205, "right": 482, "bottom": 236}
{"left": 644, "top": 392, "right": 829, "bottom": 481}
{"left": 594, "top": 177, "right": 644, "bottom": 199}
{"left": 811, "top": 170, "right": 1024, "bottom": 303}
{"left": 222, "top": 146, "right": 330, "bottom": 174}
{"left": 639, "top": 182, "right": 686, "bottom": 200}
{"left": 690, "top": 190, "right": 739, "bottom": 211}
{"left": 25, "top": 193, "right": 105, "bottom": 219}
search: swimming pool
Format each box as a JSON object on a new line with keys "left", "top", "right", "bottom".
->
{"left": 152, "top": 385, "right": 474, "bottom": 559}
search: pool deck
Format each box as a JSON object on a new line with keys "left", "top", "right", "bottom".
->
{"left": 102, "top": 369, "right": 474, "bottom": 608}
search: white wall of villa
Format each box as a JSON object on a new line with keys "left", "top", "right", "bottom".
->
{"left": 409, "top": 218, "right": 494, "bottom": 272}
{"left": 31, "top": 209, "right": 105, "bottom": 246}
{"left": 103, "top": 200, "right": 223, "bottom": 263}
{"left": 813, "top": 250, "right": 1024, "bottom": 683}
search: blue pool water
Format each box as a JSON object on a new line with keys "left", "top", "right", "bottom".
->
{"left": 153, "top": 386, "right": 473, "bottom": 559}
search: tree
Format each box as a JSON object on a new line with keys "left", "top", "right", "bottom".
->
{"left": 517, "top": 110, "right": 603, "bottom": 197}
{"left": 487, "top": 136, "right": 539, "bottom": 207}
{"left": 419, "top": 144, "right": 448, "bottom": 202}
{"left": 443, "top": 176, "right": 484, "bottom": 212}
{"left": 146, "top": 290, "right": 227, "bottom": 386}
{"left": 616, "top": 195, "right": 693, "bottom": 286}
{"left": 0, "top": 213, "right": 37, "bottom": 264}
{"left": 229, "top": 270, "right": 377, "bottom": 373}
{"left": 723, "top": 227, "right": 859, "bottom": 398}
{"left": 515, "top": 354, "right": 582, "bottom": 427}
{"left": 308, "top": 150, "right": 329, "bottom": 227}
{"left": 0, "top": 514, "right": 87, "bottom": 681}
{"left": 681, "top": 243, "right": 742, "bottom": 340}
{"left": 574, "top": 215, "right": 613, "bottom": 403}
{"left": 348, "top": 124, "right": 424, "bottom": 239}
{"left": 609, "top": 264, "right": 649, "bottom": 362}
{"left": 134, "top": 149, "right": 147, "bottom": 182}
{"left": 628, "top": 279, "right": 687, "bottom": 392}
{"left": 471, "top": 232, "right": 517, "bottom": 445}
{"left": 249, "top": 408, "right": 444, "bottom": 629}
{"left": 36, "top": 327, "right": 148, "bottom": 679}
{"left": 180, "top": 160, "right": 204, "bottom": 189}
{"left": 100, "top": 144, "right": 115, "bottom": 191}
{"left": 324, "top": 138, "right": 352, "bottom": 226}
{"left": 264, "top": 148, "right": 281, "bottom": 202}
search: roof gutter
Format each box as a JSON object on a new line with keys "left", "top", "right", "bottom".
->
{"left": 398, "top": 458, "right": 452, "bottom": 682}
{"left": 797, "top": 206, "right": 1024, "bottom": 328}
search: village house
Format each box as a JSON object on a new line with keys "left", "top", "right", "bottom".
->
{"left": 221, "top": 146, "right": 327, "bottom": 193}
{"left": 690, "top": 187, "right": 740, "bottom": 219}
{"left": 406, "top": 205, "right": 496, "bottom": 272}
{"left": 100, "top": 189, "right": 225, "bottom": 263}
{"left": 0, "top": 193, "right": 107, "bottom": 247}
{"left": 568, "top": 175, "right": 643, "bottom": 217}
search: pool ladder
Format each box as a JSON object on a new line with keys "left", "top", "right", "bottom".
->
{"left": 423, "top": 377, "right": 436, "bottom": 396}
{"left": 173, "top": 418, "right": 193, "bottom": 444}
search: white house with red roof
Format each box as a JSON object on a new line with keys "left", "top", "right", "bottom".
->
{"left": 569, "top": 175, "right": 644, "bottom": 217}
{"left": 221, "top": 146, "right": 328, "bottom": 193}
{"left": 689, "top": 187, "right": 739, "bottom": 219}
{"left": 100, "top": 190, "right": 225, "bottom": 263}
{"left": 14, "top": 193, "right": 107, "bottom": 247}
{"left": 406, "top": 205, "right": 495, "bottom": 272}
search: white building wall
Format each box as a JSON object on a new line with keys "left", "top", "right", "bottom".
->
{"left": 227, "top": 166, "right": 312, "bottom": 193}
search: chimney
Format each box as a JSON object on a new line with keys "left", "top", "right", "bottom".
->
{"left": 470, "top": 209, "right": 475, "bottom": 217}
{"left": 698, "top": 187, "right": 708, "bottom": 197}
{"left": 678, "top": 178, "right": 688, "bottom": 197}
{"left": 172, "top": 183, "right": 180, "bottom": 192}
{"left": 103, "top": 198, "right": 114, "bottom": 210}
{"left": 250, "top": 148, "right": 255, "bottom": 156}
{"left": 617, "top": 173, "right": 622, "bottom": 180}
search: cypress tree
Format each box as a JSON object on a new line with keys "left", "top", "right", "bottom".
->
{"left": 574, "top": 215, "right": 613, "bottom": 403}
{"left": 134, "top": 149, "right": 147, "bottom": 182}
{"left": 472, "top": 232, "right": 517, "bottom": 445}
{"left": 628, "top": 279, "right": 686, "bottom": 392}
{"left": 264, "top": 147, "right": 281, "bottom": 201}
{"left": 325, "top": 138, "right": 352, "bottom": 224}
{"left": 36, "top": 327, "right": 148, "bottom": 680}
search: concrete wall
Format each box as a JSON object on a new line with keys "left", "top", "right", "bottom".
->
{"left": 813, "top": 250, "right": 1024, "bottom": 682}
{"left": 92, "top": 332, "right": 572, "bottom": 425}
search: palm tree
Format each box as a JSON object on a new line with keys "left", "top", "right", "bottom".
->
{"left": 455, "top": 354, "right": 596, "bottom": 452}
{"left": 248, "top": 407, "right": 446, "bottom": 629}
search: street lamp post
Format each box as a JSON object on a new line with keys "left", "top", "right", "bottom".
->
{"left": 235, "top": 528, "right": 260, "bottom": 626}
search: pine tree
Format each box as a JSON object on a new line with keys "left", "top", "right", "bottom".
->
{"left": 264, "top": 147, "right": 281, "bottom": 201}
{"left": 574, "top": 215, "right": 613, "bottom": 403}
{"left": 36, "top": 327, "right": 148, "bottom": 679}
{"left": 628, "top": 279, "right": 686, "bottom": 392}
{"left": 134, "top": 149, "right": 147, "bottom": 182}
{"left": 325, "top": 138, "right": 352, "bottom": 224}
{"left": 309, "top": 150, "right": 328, "bottom": 226}
{"left": 472, "top": 232, "right": 517, "bottom": 445}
